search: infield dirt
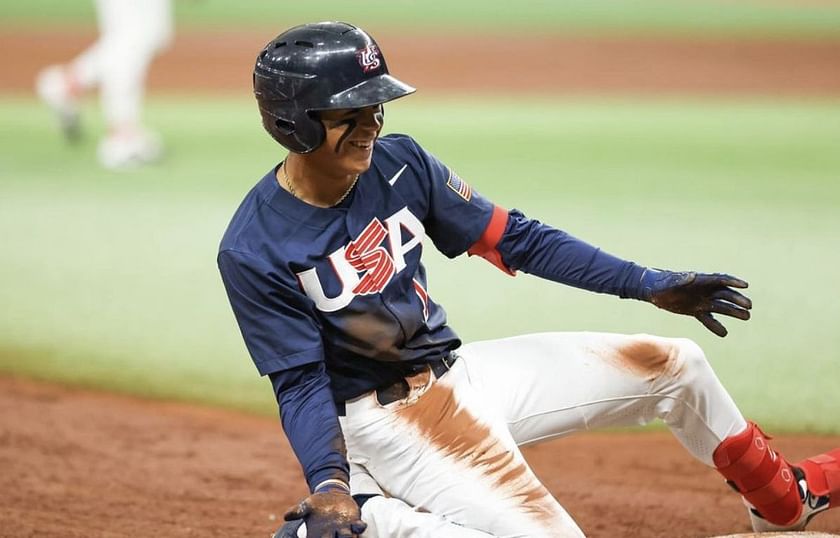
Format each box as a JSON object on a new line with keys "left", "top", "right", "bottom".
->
{"left": 2, "top": 376, "right": 840, "bottom": 537}
{"left": 3, "top": 29, "right": 840, "bottom": 95}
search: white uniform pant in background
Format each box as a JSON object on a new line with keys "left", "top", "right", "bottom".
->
{"left": 340, "top": 332, "right": 747, "bottom": 538}
{"left": 70, "top": 0, "right": 172, "bottom": 128}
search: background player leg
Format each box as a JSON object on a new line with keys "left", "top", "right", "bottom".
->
{"left": 36, "top": 0, "right": 172, "bottom": 167}
{"left": 35, "top": 38, "right": 103, "bottom": 140}
{"left": 95, "top": 0, "right": 172, "bottom": 169}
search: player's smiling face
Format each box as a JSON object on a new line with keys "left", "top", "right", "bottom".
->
{"left": 314, "top": 104, "right": 384, "bottom": 175}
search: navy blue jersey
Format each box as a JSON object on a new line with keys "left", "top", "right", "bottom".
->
{"left": 219, "top": 134, "right": 494, "bottom": 402}
{"left": 219, "top": 133, "right": 651, "bottom": 490}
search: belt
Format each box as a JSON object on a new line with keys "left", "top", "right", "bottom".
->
{"left": 335, "top": 353, "right": 457, "bottom": 417}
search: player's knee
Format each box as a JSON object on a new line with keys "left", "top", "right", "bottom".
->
{"left": 621, "top": 335, "right": 711, "bottom": 385}
{"left": 619, "top": 334, "right": 684, "bottom": 382}
{"left": 668, "top": 337, "right": 714, "bottom": 385}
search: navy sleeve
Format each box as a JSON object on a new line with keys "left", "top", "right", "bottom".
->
{"left": 270, "top": 363, "right": 350, "bottom": 492}
{"left": 497, "top": 209, "right": 649, "bottom": 299}
{"left": 219, "top": 250, "right": 349, "bottom": 492}
{"left": 217, "top": 249, "right": 323, "bottom": 375}
{"left": 406, "top": 138, "right": 496, "bottom": 258}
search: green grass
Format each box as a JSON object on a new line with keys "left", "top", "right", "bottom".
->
{"left": 3, "top": 0, "right": 840, "bottom": 37}
{"left": 1, "top": 95, "right": 839, "bottom": 433}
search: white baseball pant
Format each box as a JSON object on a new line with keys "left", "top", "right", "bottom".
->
{"left": 321, "top": 332, "right": 748, "bottom": 538}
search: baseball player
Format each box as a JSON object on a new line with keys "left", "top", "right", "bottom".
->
{"left": 218, "top": 22, "right": 840, "bottom": 538}
{"left": 35, "top": 0, "right": 172, "bottom": 169}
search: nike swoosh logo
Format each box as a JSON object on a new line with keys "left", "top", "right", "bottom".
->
{"left": 388, "top": 164, "right": 408, "bottom": 186}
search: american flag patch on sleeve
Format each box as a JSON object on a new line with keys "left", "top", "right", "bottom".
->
{"left": 446, "top": 169, "right": 472, "bottom": 202}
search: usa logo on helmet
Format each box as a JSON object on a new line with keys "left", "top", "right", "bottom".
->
{"left": 356, "top": 45, "right": 382, "bottom": 73}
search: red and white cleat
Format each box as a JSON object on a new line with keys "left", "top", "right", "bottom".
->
{"left": 746, "top": 465, "right": 832, "bottom": 532}
{"left": 748, "top": 448, "right": 840, "bottom": 532}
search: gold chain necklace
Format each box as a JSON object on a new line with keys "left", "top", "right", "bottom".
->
{"left": 282, "top": 161, "right": 359, "bottom": 207}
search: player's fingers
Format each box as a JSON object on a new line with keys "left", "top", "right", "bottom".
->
{"left": 704, "top": 272, "right": 749, "bottom": 289}
{"left": 708, "top": 299, "right": 751, "bottom": 320}
{"left": 696, "top": 312, "right": 728, "bottom": 337}
{"left": 283, "top": 502, "right": 309, "bottom": 521}
{"left": 712, "top": 289, "right": 752, "bottom": 310}
{"left": 692, "top": 273, "right": 744, "bottom": 289}
{"left": 336, "top": 527, "right": 354, "bottom": 538}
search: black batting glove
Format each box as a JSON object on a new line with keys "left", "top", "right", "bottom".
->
{"left": 284, "top": 489, "right": 366, "bottom": 538}
{"left": 273, "top": 518, "right": 304, "bottom": 538}
{"left": 640, "top": 270, "right": 752, "bottom": 337}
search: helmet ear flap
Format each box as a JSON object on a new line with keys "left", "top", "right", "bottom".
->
{"left": 273, "top": 118, "right": 295, "bottom": 136}
{"left": 291, "top": 111, "right": 325, "bottom": 154}
{"left": 273, "top": 111, "right": 325, "bottom": 154}
{"left": 258, "top": 102, "right": 325, "bottom": 153}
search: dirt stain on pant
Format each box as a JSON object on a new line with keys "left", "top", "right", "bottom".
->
{"left": 396, "top": 379, "right": 567, "bottom": 531}
{"left": 607, "top": 337, "right": 680, "bottom": 381}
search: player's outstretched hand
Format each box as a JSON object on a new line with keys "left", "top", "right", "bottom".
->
{"left": 284, "top": 491, "right": 367, "bottom": 538}
{"left": 641, "top": 270, "right": 752, "bottom": 337}
{"left": 273, "top": 518, "right": 304, "bottom": 538}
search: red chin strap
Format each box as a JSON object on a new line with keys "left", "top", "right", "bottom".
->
{"left": 713, "top": 422, "right": 802, "bottom": 526}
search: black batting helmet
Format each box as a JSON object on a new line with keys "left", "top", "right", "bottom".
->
{"left": 254, "top": 22, "right": 416, "bottom": 153}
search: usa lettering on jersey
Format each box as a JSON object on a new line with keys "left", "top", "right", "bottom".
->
{"left": 297, "top": 207, "right": 426, "bottom": 312}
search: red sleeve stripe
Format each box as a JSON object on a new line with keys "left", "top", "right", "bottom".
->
{"left": 467, "top": 205, "right": 515, "bottom": 276}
